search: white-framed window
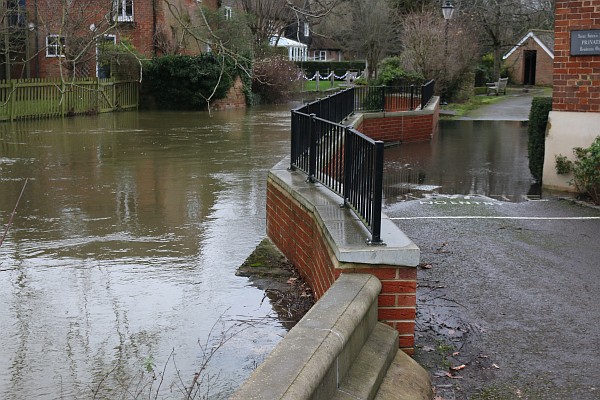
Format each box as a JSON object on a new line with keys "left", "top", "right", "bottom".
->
{"left": 314, "top": 50, "right": 326, "bottom": 61}
{"left": 114, "top": 0, "right": 133, "bottom": 22}
{"left": 304, "top": 22, "right": 309, "bottom": 37}
{"left": 46, "top": 35, "right": 65, "bottom": 57}
{"left": 224, "top": 6, "right": 232, "bottom": 20}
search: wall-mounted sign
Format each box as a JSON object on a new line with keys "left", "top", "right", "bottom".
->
{"left": 571, "top": 30, "right": 600, "bottom": 56}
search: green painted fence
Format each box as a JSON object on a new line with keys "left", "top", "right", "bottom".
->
{"left": 0, "top": 78, "right": 139, "bottom": 121}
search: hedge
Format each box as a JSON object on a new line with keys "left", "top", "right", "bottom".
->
{"left": 528, "top": 97, "right": 552, "bottom": 182}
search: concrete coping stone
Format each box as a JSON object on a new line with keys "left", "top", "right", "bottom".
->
{"left": 231, "top": 274, "right": 382, "bottom": 400}
{"left": 269, "top": 158, "right": 419, "bottom": 266}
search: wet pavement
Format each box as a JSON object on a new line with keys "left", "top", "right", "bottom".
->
{"left": 456, "top": 87, "right": 550, "bottom": 121}
{"left": 385, "top": 90, "right": 600, "bottom": 399}
{"left": 387, "top": 196, "right": 600, "bottom": 399}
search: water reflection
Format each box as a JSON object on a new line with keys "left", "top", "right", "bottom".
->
{"left": 384, "top": 120, "right": 538, "bottom": 203}
{"left": 0, "top": 108, "right": 292, "bottom": 399}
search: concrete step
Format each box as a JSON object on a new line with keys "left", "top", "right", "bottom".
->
{"left": 332, "top": 322, "right": 398, "bottom": 400}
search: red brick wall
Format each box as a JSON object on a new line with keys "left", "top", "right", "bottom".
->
{"left": 266, "top": 177, "right": 417, "bottom": 354}
{"left": 213, "top": 76, "right": 247, "bottom": 110}
{"left": 553, "top": 1, "right": 600, "bottom": 112}
{"left": 358, "top": 113, "right": 437, "bottom": 143}
{"left": 26, "top": 0, "right": 216, "bottom": 79}
{"left": 505, "top": 37, "right": 554, "bottom": 86}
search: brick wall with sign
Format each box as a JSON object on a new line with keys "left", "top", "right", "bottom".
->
{"left": 553, "top": 1, "right": 600, "bottom": 112}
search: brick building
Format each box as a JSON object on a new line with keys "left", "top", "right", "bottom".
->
{"left": 2, "top": 0, "right": 219, "bottom": 80}
{"left": 543, "top": 0, "right": 600, "bottom": 191}
{"left": 503, "top": 30, "right": 554, "bottom": 86}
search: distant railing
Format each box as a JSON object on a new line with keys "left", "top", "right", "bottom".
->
{"left": 0, "top": 78, "right": 139, "bottom": 122}
{"left": 291, "top": 82, "right": 434, "bottom": 242}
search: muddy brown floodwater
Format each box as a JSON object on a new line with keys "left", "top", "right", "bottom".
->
{"left": 0, "top": 106, "right": 295, "bottom": 399}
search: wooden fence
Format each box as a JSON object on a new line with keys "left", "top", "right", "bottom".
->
{"left": 0, "top": 78, "right": 139, "bottom": 122}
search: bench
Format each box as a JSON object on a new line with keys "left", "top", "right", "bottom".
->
{"left": 486, "top": 77, "right": 508, "bottom": 96}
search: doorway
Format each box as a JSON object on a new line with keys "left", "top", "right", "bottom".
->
{"left": 96, "top": 35, "right": 116, "bottom": 78}
{"left": 523, "top": 50, "right": 537, "bottom": 85}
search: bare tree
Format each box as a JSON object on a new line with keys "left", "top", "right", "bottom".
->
{"left": 336, "top": 0, "right": 399, "bottom": 79}
{"left": 400, "top": 8, "right": 479, "bottom": 97}
{"left": 457, "top": 0, "right": 555, "bottom": 79}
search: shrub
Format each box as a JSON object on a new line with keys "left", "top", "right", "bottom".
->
{"left": 555, "top": 136, "right": 600, "bottom": 204}
{"left": 527, "top": 97, "right": 552, "bottom": 182}
{"left": 141, "top": 54, "right": 240, "bottom": 110}
{"left": 252, "top": 56, "right": 302, "bottom": 104}
{"left": 375, "top": 57, "right": 424, "bottom": 86}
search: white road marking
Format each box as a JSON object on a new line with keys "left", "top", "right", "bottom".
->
{"left": 390, "top": 216, "right": 600, "bottom": 220}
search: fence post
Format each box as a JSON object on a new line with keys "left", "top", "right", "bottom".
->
{"left": 309, "top": 113, "right": 317, "bottom": 182}
{"left": 369, "top": 141, "right": 384, "bottom": 245}
{"left": 9, "top": 80, "right": 16, "bottom": 121}
{"left": 410, "top": 85, "right": 415, "bottom": 110}
{"left": 290, "top": 110, "right": 297, "bottom": 170}
{"left": 381, "top": 85, "right": 386, "bottom": 111}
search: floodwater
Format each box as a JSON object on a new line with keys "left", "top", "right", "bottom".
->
{"left": 0, "top": 110, "right": 537, "bottom": 399}
{"left": 383, "top": 120, "right": 538, "bottom": 203}
{"left": 0, "top": 107, "right": 293, "bottom": 399}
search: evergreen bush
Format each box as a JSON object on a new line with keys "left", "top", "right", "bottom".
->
{"left": 141, "top": 54, "right": 244, "bottom": 110}
{"left": 555, "top": 136, "right": 600, "bottom": 204}
{"left": 375, "top": 57, "right": 425, "bottom": 86}
{"left": 528, "top": 97, "right": 552, "bottom": 182}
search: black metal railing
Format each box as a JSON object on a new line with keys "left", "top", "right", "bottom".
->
{"left": 290, "top": 81, "right": 435, "bottom": 243}
{"left": 421, "top": 79, "right": 435, "bottom": 110}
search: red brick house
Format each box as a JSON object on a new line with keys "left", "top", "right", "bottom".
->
{"left": 543, "top": 0, "right": 600, "bottom": 191}
{"left": 2, "top": 0, "right": 219, "bottom": 80}
{"left": 503, "top": 30, "right": 554, "bottom": 86}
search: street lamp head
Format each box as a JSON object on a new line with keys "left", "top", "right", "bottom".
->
{"left": 442, "top": 0, "right": 455, "bottom": 20}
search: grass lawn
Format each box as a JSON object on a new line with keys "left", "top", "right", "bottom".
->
{"left": 302, "top": 80, "right": 346, "bottom": 92}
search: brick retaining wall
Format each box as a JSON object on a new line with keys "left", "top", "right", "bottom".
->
{"left": 266, "top": 172, "right": 418, "bottom": 354}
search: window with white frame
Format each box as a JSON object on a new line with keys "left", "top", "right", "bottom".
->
{"left": 224, "top": 6, "right": 232, "bottom": 20}
{"left": 114, "top": 0, "right": 133, "bottom": 22}
{"left": 314, "top": 50, "right": 326, "bottom": 61}
{"left": 304, "top": 22, "right": 309, "bottom": 37}
{"left": 46, "top": 35, "right": 65, "bottom": 57}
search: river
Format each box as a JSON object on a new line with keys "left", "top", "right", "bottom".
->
{"left": 0, "top": 107, "right": 293, "bottom": 399}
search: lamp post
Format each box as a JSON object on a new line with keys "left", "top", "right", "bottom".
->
{"left": 441, "top": 0, "right": 454, "bottom": 104}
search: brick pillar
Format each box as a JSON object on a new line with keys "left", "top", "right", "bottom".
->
{"left": 553, "top": 1, "right": 600, "bottom": 112}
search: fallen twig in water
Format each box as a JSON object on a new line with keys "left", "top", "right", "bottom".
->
{"left": 0, "top": 178, "right": 28, "bottom": 248}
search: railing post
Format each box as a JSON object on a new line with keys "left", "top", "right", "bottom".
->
{"left": 410, "top": 85, "right": 415, "bottom": 110}
{"left": 290, "top": 110, "right": 297, "bottom": 170}
{"left": 381, "top": 85, "right": 386, "bottom": 111}
{"left": 343, "top": 127, "right": 352, "bottom": 206}
{"left": 309, "top": 113, "right": 317, "bottom": 182}
{"left": 369, "top": 140, "right": 385, "bottom": 245}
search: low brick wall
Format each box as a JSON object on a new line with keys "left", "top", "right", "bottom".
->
{"left": 266, "top": 160, "right": 420, "bottom": 354}
{"left": 355, "top": 97, "right": 440, "bottom": 143}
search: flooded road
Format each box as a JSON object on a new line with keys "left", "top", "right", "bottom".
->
{"left": 0, "top": 108, "right": 292, "bottom": 399}
{"left": 0, "top": 108, "right": 541, "bottom": 399}
{"left": 384, "top": 120, "right": 538, "bottom": 203}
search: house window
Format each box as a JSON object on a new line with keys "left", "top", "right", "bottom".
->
{"left": 114, "top": 0, "right": 133, "bottom": 22}
{"left": 224, "top": 6, "right": 232, "bottom": 20}
{"left": 46, "top": 35, "right": 65, "bottom": 57}
{"left": 304, "top": 22, "right": 310, "bottom": 37}
{"left": 314, "top": 50, "right": 326, "bottom": 61}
